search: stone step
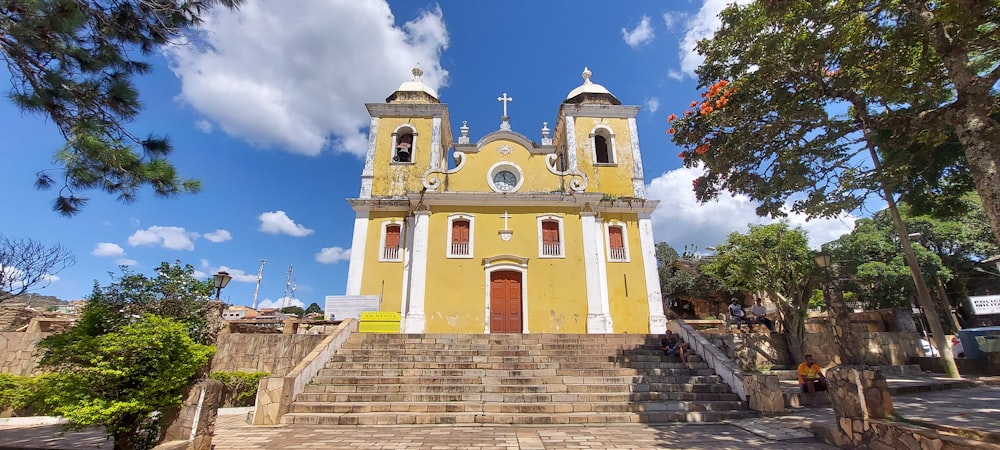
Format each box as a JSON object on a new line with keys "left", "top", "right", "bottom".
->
{"left": 302, "top": 379, "right": 728, "bottom": 395}
{"left": 288, "top": 399, "right": 747, "bottom": 415}
{"left": 294, "top": 390, "right": 741, "bottom": 403}
{"left": 316, "top": 366, "right": 707, "bottom": 377}
{"left": 309, "top": 374, "right": 718, "bottom": 386}
{"left": 280, "top": 409, "right": 757, "bottom": 426}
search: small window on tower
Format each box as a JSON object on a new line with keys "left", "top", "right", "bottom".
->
{"left": 395, "top": 133, "right": 413, "bottom": 163}
{"left": 595, "top": 135, "right": 610, "bottom": 163}
{"left": 591, "top": 127, "right": 616, "bottom": 165}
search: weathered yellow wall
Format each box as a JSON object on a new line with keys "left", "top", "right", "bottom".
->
{"left": 601, "top": 214, "right": 650, "bottom": 333}
{"left": 359, "top": 211, "right": 407, "bottom": 314}
{"left": 370, "top": 116, "right": 436, "bottom": 197}
{"left": 445, "top": 138, "right": 564, "bottom": 193}
{"left": 422, "top": 205, "right": 588, "bottom": 333}
{"left": 573, "top": 117, "right": 637, "bottom": 198}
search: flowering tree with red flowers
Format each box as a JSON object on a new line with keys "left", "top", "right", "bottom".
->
{"left": 668, "top": 0, "right": 996, "bottom": 241}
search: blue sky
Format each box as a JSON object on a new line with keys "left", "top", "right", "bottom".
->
{"left": 0, "top": 0, "right": 855, "bottom": 308}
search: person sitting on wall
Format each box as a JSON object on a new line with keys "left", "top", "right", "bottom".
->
{"left": 751, "top": 297, "right": 774, "bottom": 332}
{"left": 728, "top": 298, "right": 752, "bottom": 332}
{"left": 660, "top": 330, "right": 691, "bottom": 369}
{"left": 797, "top": 354, "right": 828, "bottom": 407}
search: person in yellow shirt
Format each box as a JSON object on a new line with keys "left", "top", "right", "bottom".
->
{"left": 797, "top": 354, "right": 828, "bottom": 407}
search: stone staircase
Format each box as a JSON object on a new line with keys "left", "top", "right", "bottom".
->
{"left": 281, "top": 333, "right": 753, "bottom": 425}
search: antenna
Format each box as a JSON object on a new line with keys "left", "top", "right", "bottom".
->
{"left": 281, "top": 264, "right": 294, "bottom": 308}
{"left": 251, "top": 259, "right": 266, "bottom": 310}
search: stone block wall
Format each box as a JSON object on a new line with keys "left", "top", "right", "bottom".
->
{"left": 0, "top": 332, "right": 49, "bottom": 376}
{"left": 209, "top": 334, "right": 327, "bottom": 377}
{"left": 805, "top": 332, "right": 923, "bottom": 367}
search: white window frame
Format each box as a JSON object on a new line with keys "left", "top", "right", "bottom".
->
{"left": 604, "top": 221, "right": 631, "bottom": 263}
{"left": 391, "top": 124, "right": 418, "bottom": 165}
{"left": 536, "top": 214, "right": 565, "bottom": 259}
{"left": 589, "top": 125, "right": 617, "bottom": 166}
{"left": 446, "top": 213, "right": 475, "bottom": 259}
{"left": 378, "top": 220, "right": 404, "bottom": 262}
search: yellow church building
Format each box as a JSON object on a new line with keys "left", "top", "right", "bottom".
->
{"left": 342, "top": 66, "right": 666, "bottom": 334}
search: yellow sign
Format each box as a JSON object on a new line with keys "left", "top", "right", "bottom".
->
{"left": 360, "top": 311, "right": 401, "bottom": 321}
{"left": 359, "top": 311, "right": 400, "bottom": 333}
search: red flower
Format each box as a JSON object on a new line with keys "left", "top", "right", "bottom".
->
{"left": 678, "top": 152, "right": 686, "bottom": 159}
{"left": 667, "top": 113, "right": 677, "bottom": 122}
{"left": 667, "top": 128, "right": 676, "bottom": 134}
{"left": 690, "top": 101, "right": 698, "bottom": 107}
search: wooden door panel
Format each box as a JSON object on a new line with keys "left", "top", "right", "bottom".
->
{"left": 490, "top": 271, "right": 522, "bottom": 333}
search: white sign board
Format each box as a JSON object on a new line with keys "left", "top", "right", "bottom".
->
{"left": 325, "top": 295, "right": 381, "bottom": 321}
{"left": 970, "top": 295, "right": 1000, "bottom": 315}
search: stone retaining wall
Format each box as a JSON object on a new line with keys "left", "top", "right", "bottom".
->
{"left": 209, "top": 334, "right": 327, "bottom": 377}
{"left": 0, "top": 332, "right": 49, "bottom": 376}
{"left": 705, "top": 331, "right": 924, "bottom": 370}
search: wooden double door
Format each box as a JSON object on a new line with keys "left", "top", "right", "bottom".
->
{"left": 489, "top": 270, "right": 522, "bottom": 333}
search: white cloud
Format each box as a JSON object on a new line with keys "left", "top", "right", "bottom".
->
{"left": 667, "top": 69, "right": 686, "bottom": 82}
{"left": 316, "top": 246, "right": 351, "bottom": 264}
{"left": 165, "top": 0, "right": 449, "bottom": 157}
{"left": 622, "top": 15, "right": 655, "bottom": 49}
{"left": 195, "top": 119, "right": 214, "bottom": 133}
{"left": 203, "top": 229, "right": 233, "bottom": 243}
{"left": 676, "top": 0, "right": 752, "bottom": 78}
{"left": 645, "top": 97, "right": 660, "bottom": 114}
{"left": 128, "top": 226, "right": 199, "bottom": 250}
{"left": 214, "top": 266, "right": 260, "bottom": 283}
{"left": 662, "top": 11, "right": 689, "bottom": 30}
{"left": 92, "top": 242, "right": 137, "bottom": 266}
{"left": 193, "top": 269, "right": 208, "bottom": 280}
{"left": 646, "top": 166, "right": 855, "bottom": 252}
{"left": 257, "top": 297, "right": 305, "bottom": 310}
{"left": 92, "top": 242, "right": 126, "bottom": 258}
{"left": 258, "top": 211, "right": 314, "bottom": 237}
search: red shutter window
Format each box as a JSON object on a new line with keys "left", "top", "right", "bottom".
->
{"left": 541, "top": 221, "right": 561, "bottom": 256}
{"left": 383, "top": 225, "right": 401, "bottom": 260}
{"left": 608, "top": 226, "right": 626, "bottom": 261}
{"left": 451, "top": 220, "right": 470, "bottom": 255}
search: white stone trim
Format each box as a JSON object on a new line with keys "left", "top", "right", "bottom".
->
{"left": 536, "top": 214, "right": 566, "bottom": 259}
{"left": 430, "top": 117, "right": 442, "bottom": 169}
{"left": 486, "top": 161, "right": 525, "bottom": 193}
{"left": 345, "top": 210, "right": 370, "bottom": 295}
{"left": 390, "top": 123, "right": 418, "bottom": 164}
{"left": 589, "top": 124, "right": 617, "bottom": 165}
{"left": 604, "top": 220, "right": 631, "bottom": 263}
{"left": 581, "top": 212, "right": 612, "bottom": 333}
{"left": 628, "top": 117, "right": 646, "bottom": 198}
{"left": 360, "top": 117, "right": 379, "bottom": 198}
{"left": 483, "top": 259, "right": 529, "bottom": 334}
{"left": 378, "top": 220, "right": 404, "bottom": 262}
{"left": 446, "top": 213, "right": 475, "bottom": 259}
{"left": 565, "top": 117, "right": 579, "bottom": 172}
{"left": 638, "top": 212, "right": 666, "bottom": 333}
{"left": 403, "top": 211, "right": 430, "bottom": 333}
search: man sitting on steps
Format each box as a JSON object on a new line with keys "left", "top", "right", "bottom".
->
{"left": 660, "top": 330, "right": 691, "bottom": 369}
{"left": 797, "top": 354, "right": 828, "bottom": 407}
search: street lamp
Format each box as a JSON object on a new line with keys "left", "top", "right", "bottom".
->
{"left": 814, "top": 252, "right": 832, "bottom": 270}
{"left": 213, "top": 271, "right": 232, "bottom": 301}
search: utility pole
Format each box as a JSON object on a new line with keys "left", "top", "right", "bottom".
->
{"left": 251, "top": 259, "right": 266, "bottom": 310}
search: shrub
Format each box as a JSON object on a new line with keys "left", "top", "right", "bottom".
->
{"left": 208, "top": 371, "right": 269, "bottom": 407}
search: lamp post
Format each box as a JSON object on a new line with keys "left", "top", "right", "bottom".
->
{"left": 814, "top": 252, "right": 864, "bottom": 365}
{"left": 213, "top": 271, "right": 232, "bottom": 301}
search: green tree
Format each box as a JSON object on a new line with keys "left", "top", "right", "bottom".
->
{"left": 38, "top": 314, "right": 214, "bottom": 450}
{"left": 655, "top": 242, "right": 727, "bottom": 308}
{"left": 280, "top": 305, "right": 305, "bottom": 318}
{"left": 304, "top": 302, "right": 323, "bottom": 315}
{"left": 669, "top": 0, "right": 1000, "bottom": 253}
{"left": 1, "top": 0, "right": 244, "bottom": 215}
{"left": 701, "top": 223, "right": 818, "bottom": 361}
{"left": 61, "top": 261, "right": 217, "bottom": 344}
